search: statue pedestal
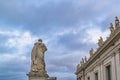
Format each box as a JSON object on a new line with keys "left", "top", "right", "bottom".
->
{"left": 27, "top": 72, "right": 49, "bottom": 80}
{"left": 29, "top": 77, "right": 46, "bottom": 80}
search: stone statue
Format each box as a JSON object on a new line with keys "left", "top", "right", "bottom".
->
{"left": 84, "top": 56, "right": 87, "bottom": 62}
{"left": 80, "top": 58, "right": 84, "bottom": 65}
{"left": 31, "top": 39, "right": 47, "bottom": 73}
{"left": 98, "top": 37, "right": 103, "bottom": 47}
{"left": 89, "top": 48, "right": 94, "bottom": 57}
{"left": 27, "top": 39, "right": 57, "bottom": 80}
{"left": 109, "top": 23, "right": 114, "bottom": 34}
{"left": 115, "top": 16, "right": 120, "bottom": 29}
{"left": 82, "top": 58, "right": 84, "bottom": 64}
{"left": 80, "top": 61, "right": 82, "bottom": 65}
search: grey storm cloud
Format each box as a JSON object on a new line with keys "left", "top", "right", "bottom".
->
{"left": 58, "top": 33, "right": 89, "bottom": 50}
{"left": 0, "top": 0, "right": 117, "bottom": 34}
{"left": 0, "top": 0, "right": 81, "bottom": 33}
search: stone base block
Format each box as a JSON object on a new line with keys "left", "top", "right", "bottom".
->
{"left": 29, "top": 77, "right": 47, "bottom": 80}
{"left": 27, "top": 72, "right": 56, "bottom": 80}
{"left": 27, "top": 72, "right": 48, "bottom": 80}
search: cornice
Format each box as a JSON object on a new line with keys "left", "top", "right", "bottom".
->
{"left": 85, "top": 28, "right": 120, "bottom": 68}
{"left": 76, "top": 27, "right": 120, "bottom": 74}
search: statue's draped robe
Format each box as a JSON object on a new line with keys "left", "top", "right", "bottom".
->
{"left": 31, "top": 42, "right": 47, "bottom": 73}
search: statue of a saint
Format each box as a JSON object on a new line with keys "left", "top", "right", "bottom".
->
{"left": 82, "top": 58, "right": 84, "bottom": 64}
{"left": 109, "top": 23, "right": 114, "bottom": 34}
{"left": 31, "top": 39, "right": 47, "bottom": 73}
{"left": 89, "top": 48, "right": 94, "bottom": 57}
{"left": 98, "top": 37, "right": 104, "bottom": 47}
{"left": 80, "top": 61, "right": 82, "bottom": 65}
{"left": 80, "top": 58, "right": 84, "bottom": 65}
{"left": 84, "top": 56, "right": 87, "bottom": 62}
{"left": 115, "top": 16, "right": 120, "bottom": 29}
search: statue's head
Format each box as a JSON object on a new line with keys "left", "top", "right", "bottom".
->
{"left": 38, "top": 39, "right": 42, "bottom": 42}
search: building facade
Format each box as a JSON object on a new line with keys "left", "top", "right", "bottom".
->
{"left": 75, "top": 17, "right": 120, "bottom": 80}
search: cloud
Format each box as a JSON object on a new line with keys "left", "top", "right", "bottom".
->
{"left": 84, "top": 27, "right": 110, "bottom": 44}
{"left": 0, "top": 29, "right": 38, "bottom": 80}
{"left": 44, "top": 23, "right": 110, "bottom": 80}
{"left": 6, "top": 31, "right": 37, "bottom": 49}
{"left": 0, "top": 0, "right": 81, "bottom": 33}
{"left": 0, "top": 29, "right": 38, "bottom": 54}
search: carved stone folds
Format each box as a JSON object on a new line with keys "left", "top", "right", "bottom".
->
{"left": 27, "top": 39, "right": 56, "bottom": 80}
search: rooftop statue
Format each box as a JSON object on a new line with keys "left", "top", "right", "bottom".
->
{"left": 84, "top": 56, "right": 87, "bottom": 62}
{"left": 115, "top": 16, "right": 120, "bottom": 28}
{"left": 80, "top": 58, "right": 84, "bottom": 65}
{"left": 98, "top": 37, "right": 104, "bottom": 47}
{"left": 89, "top": 48, "right": 94, "bottom": 57}
{"left": 109, "top": 23, "right": 114, "bottom": 34}
{"left": 31, "top": 39, "right": 47, "bottom": 73}
{"left": 82, "top": 58, "right": 84, "bottom": 63}
{"left": 77, "top": 64, "right": 80, "bottom": 69}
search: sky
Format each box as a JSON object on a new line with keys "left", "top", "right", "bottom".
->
{"left": 0, "top": 0, "right": 120, "bottom": 80}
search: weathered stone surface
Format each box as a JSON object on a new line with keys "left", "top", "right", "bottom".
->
{"left": 27, "top": 39, "right": 57, "bottom": 80}
{"left": 31, "top": 39, "right": 47, "bottom": 74}
{"left": 27, "top": 72, "right": 49, "bottom": 78}
{"left": 27, "top": 39, "right": 49, "bottom": 80}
